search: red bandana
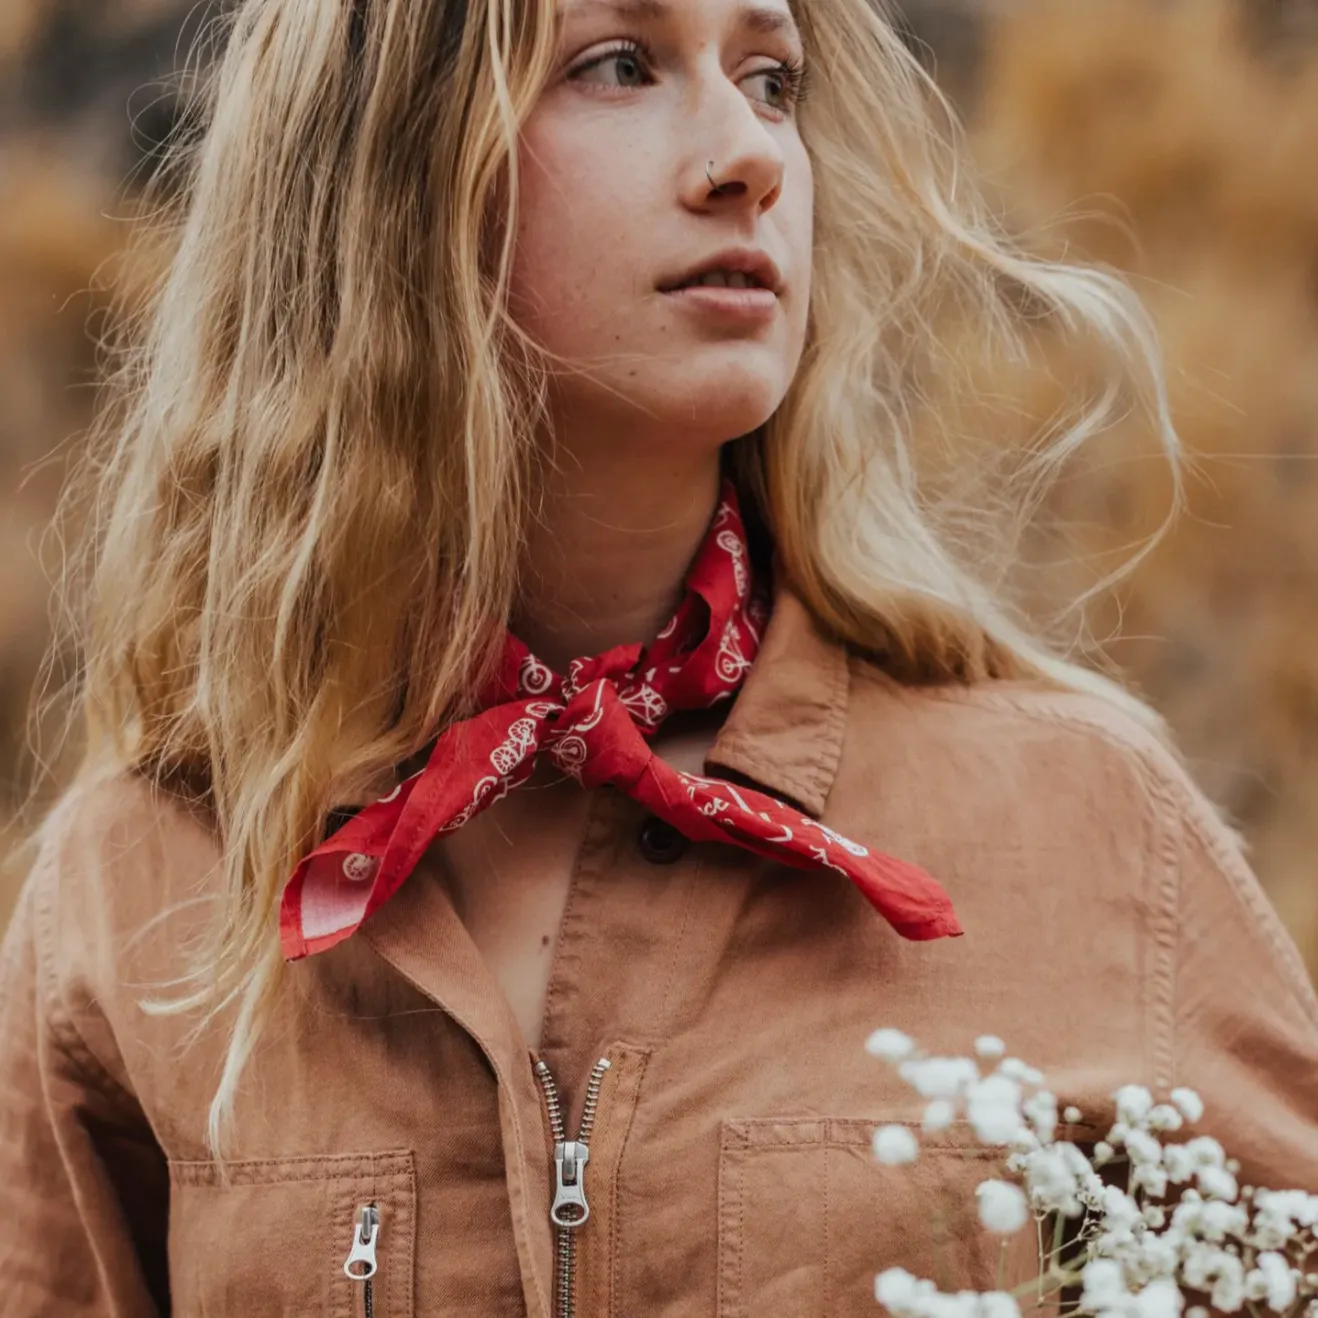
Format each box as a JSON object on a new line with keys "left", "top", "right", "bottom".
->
{"left": 280, "top": 484, "right": 962, "bottom": 959}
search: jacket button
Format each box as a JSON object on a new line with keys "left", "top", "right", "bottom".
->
{"left": 637, "top": 817, "right": 687, "bottom": 865}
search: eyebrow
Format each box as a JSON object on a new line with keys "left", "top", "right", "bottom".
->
{"left": 562, "top": 0, "right": 802, "bottom": 43}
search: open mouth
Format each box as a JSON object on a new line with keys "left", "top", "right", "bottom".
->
{"left": 669, "top": 269, "right": 771, "bottom": 291}
{"left": 658, "top": 249, "right": 783, "bottom": 296}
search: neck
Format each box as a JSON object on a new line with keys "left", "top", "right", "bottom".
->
{"left": 512, "top": 439, "right": 724, "bottom": 671}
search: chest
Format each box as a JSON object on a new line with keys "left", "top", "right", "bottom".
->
{"left": 165, "top": 850, "right": 1102, "bottom": 1318}
{"left": 422, "top": 770, "right": 588, "bottom": 1053}
{"left": 423, "top": 719, "right": 720, "bottom": 1054}
{"left": 157, "top": 765, "right": 1147, "bottom": 1318}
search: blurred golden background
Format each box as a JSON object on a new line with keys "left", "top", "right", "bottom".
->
{"left": 2, "top": 0, "right": 1316, "bottom": 978}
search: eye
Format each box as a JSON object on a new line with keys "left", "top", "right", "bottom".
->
{"left": 567, "top": 40, "right": 655, "bottom": 91}
{"left": 742, "top": 59, "right": 809, "bottom": 114}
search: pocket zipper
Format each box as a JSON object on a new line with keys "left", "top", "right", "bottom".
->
{"left": 344, "top": 1202, "right": 381, "bottom": 1318}
{"left": 534, "top": 1055, "right": 612, "bottom": 1318}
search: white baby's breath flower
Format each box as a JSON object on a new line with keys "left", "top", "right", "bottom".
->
{"left": 1115, "top": 1084, "right": 1155, "bottom": 1126}
{"left": 866, "top": 1032, "right": 1315, "bottom": 1318}
{"left": 978, "top": 1293, "right": 1021, "bottom": 1318}
{"left": 1102, "top": 1183, "right": 1143, "bottom": 1229}
{"left": 1205, "top": 1199, "right": 1250, "bottom": 1240}
{"left": 1183, "top": 1241, "right": 1250, "bottom": 1314}
{"left": 1182, "top": 1240, "right": 1222, "bottom": 1290}
{"left": 1246, "top": 1267, "right": 1272, "bottom": 1304}
{"left": 1170, "top": 1088, "right": 1205, "bottom": 1124}
{"left": 1173, "top": 1196, "right": 1248, "bottom": 1247}
{"left": 1083, "top": 1259, "right": 1129, "bottom": 1308}
{"left": 1023, "top": 1146, "right": 1085, "bottom": 1217}
{"left": 875, "top": 1266, "right": 922, "bottom": 1312}
{"left": 1210, "top": 1253, "right": 1246, "bottom": 1313}
{"left": 1185, "top": 1136, "right": 1226, "bottom": 1170}
{"left": 976, "top": 1179, "right": 1029, "bottom": 1234}
{"left": 1133, "top": 1278, "right": 1186, "bottom": 1318}
{"left": 1010, "top": 1125, "right": 1042, "bottom": 1153}
{"left": 873, "top": 1124, "right": 920, "bottom": 1166}
{"left": 1198, "top": 1165, "right": 1239, "bottom": 1203}
{"left": 867, "top": 1028, "right": 916, "bottom": 1063}
{"left": 1126, "top": 1129, "right": 1163, "bottom": 1166}
{"left": 1252, "top": 1189, "right": 1318, "bottom": 1250}
{"left": 1255, "top": 1253, "right": 1298, "bottom": 1313}
{"left": 900, "top": 1057, "right": 980, "bottom": 1100}
{"left": 997, "top": 1058, "right": 1045, "bottom": 1086}
{"left": 1133, "top": 1163, "right": 1170, "bottom": 1200}
{"left": 1022, "top": 1091, "right": 1058, "bottom": 1143}
{"left": 1148, "top": 1104, "right": 1185, "bottom": 1133}
{"left": 967, "top": 1075, "right": 1026, "bottom": 1145}
{"left": 923, "top": 1099, "right": 956, "bottom": 1132}
{"left": 1135, "top": 1232, "right": 1178, "bottom": 1280}
{"left": 1164, "top": 1144, "right": 1196, "bottom": 1184}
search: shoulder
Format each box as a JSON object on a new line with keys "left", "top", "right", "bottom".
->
{"left": 30, "top": 767, "right": 220, "bottom": 904}
{"left": 24, "top": 769, "right": 223, "bottom": 1013}
{"left": 842, "top": 658, "right": 1242, "bottom": 857}
{"left": 839, "top": 659, "right": 1315, "bottom": 1009}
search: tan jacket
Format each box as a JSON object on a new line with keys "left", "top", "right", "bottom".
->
{"left": 3, "top": 591, "right": 1317, "bottom": 1318}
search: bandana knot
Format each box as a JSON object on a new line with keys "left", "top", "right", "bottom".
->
{"left": 279, "top": 482, "right": 961, "bottom": 959}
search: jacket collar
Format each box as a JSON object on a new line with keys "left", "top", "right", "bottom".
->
{"left": 705, "top": 582, "right": 851, "bottom": 819}
{"left": 329, "top": 581, "right": 851, "bottom": 827}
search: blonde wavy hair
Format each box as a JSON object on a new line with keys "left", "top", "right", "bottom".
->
{"left": 33, "top": 0, "right": 1179, "bottom": 1153}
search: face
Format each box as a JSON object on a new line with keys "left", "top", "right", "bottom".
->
{"left": 508, "top": 0, "right": 814, "bottom": 449}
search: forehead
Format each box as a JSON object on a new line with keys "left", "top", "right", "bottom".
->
{"left": 558, "top": 0, "right": 800, "bottom": 39}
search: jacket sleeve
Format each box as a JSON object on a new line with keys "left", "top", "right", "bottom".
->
{"left": 0, "top": 861, "right": 170, "bottom": 1317}
{"left": 1165, "top": 781, "right": 1318, "bottom": 1192}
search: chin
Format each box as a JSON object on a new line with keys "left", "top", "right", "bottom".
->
{"left": 637, "top": 351, "right": 795, "bottom": 442}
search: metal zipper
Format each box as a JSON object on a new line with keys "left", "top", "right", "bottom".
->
{"left": 344, "top": 1202, "right": 381, "bottom": 1318}
{"left": 533, "top": 1055, "right": 612, "bottom": 1318}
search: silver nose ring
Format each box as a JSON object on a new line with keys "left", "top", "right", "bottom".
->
{"left": 706, "top": 160, "right": 722, "bottom": 193}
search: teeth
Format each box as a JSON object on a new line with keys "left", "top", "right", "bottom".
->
{"left": 691, "top": 270, "right": 760, "bottom": 289}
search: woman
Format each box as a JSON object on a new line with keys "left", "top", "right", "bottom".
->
{"left": 2, "top": 0, "right": 1316, "bottom": 1313}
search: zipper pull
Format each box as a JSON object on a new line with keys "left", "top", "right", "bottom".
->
{"left": 344, "top": 1203, "right": 381, "bottom": 1280}
{"left": 550, "top": 1139, "right": 592, "bottom": 1227}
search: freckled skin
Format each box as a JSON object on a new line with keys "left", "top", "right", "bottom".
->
{"left": 507, "top": 0, "right": 813, "bottom": 450}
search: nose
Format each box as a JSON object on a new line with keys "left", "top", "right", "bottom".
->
{"left": 680, "top": 86, "right": 786, "bottom": 216}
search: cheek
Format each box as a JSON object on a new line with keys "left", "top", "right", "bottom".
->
{"left": 785, "top": 146, "right": 815, "bottom": 316}
{"left": 507, "top": 116, "right": 639, "bottom": 344}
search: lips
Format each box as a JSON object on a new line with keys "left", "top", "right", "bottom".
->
{"left": 658, "top": 248, "right": 784, "bottom": 296}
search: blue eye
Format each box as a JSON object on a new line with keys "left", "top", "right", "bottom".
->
{"left": 743, "top": 60, "right": 808, "bottom": 113}
{"left": 568, "top": 41, "right": 654, "bottom": 90}
{"left": 565, "top": 42, "right": 808, "bottom": 110}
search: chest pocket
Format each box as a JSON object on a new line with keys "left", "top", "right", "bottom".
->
{"left": 717, "top": 1118, "right": 1038, "bottom": 1318}
{"left": 168, "top": 1150, "right": 416, "bottom": 1317}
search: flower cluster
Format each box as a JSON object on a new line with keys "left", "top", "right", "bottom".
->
{"left": 863, "top": 1030, "right": 1318, "bottom": 1318}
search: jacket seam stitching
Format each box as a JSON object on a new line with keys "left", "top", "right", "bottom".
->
{"left": 170, "top": 1159, "right": 416, "bottom": 1187}
{"left": 932, "top": 684, "right": 1318, "bottom": 1032}
{"left": 609, "top": 1048, "right": 651, "bottom": 1314}
{"left": 1144, "top": 757, "right": 1181, "bottom": 1093}
{"left": 815, "top": 645, "right": 849, "bottom": 808}
{"left": 29, "top": 850, "right": 141, "bottom": 1113}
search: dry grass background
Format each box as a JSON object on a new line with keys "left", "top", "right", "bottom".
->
{"left": 1, "top": 0, "right": 1315, "bottom": 978}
